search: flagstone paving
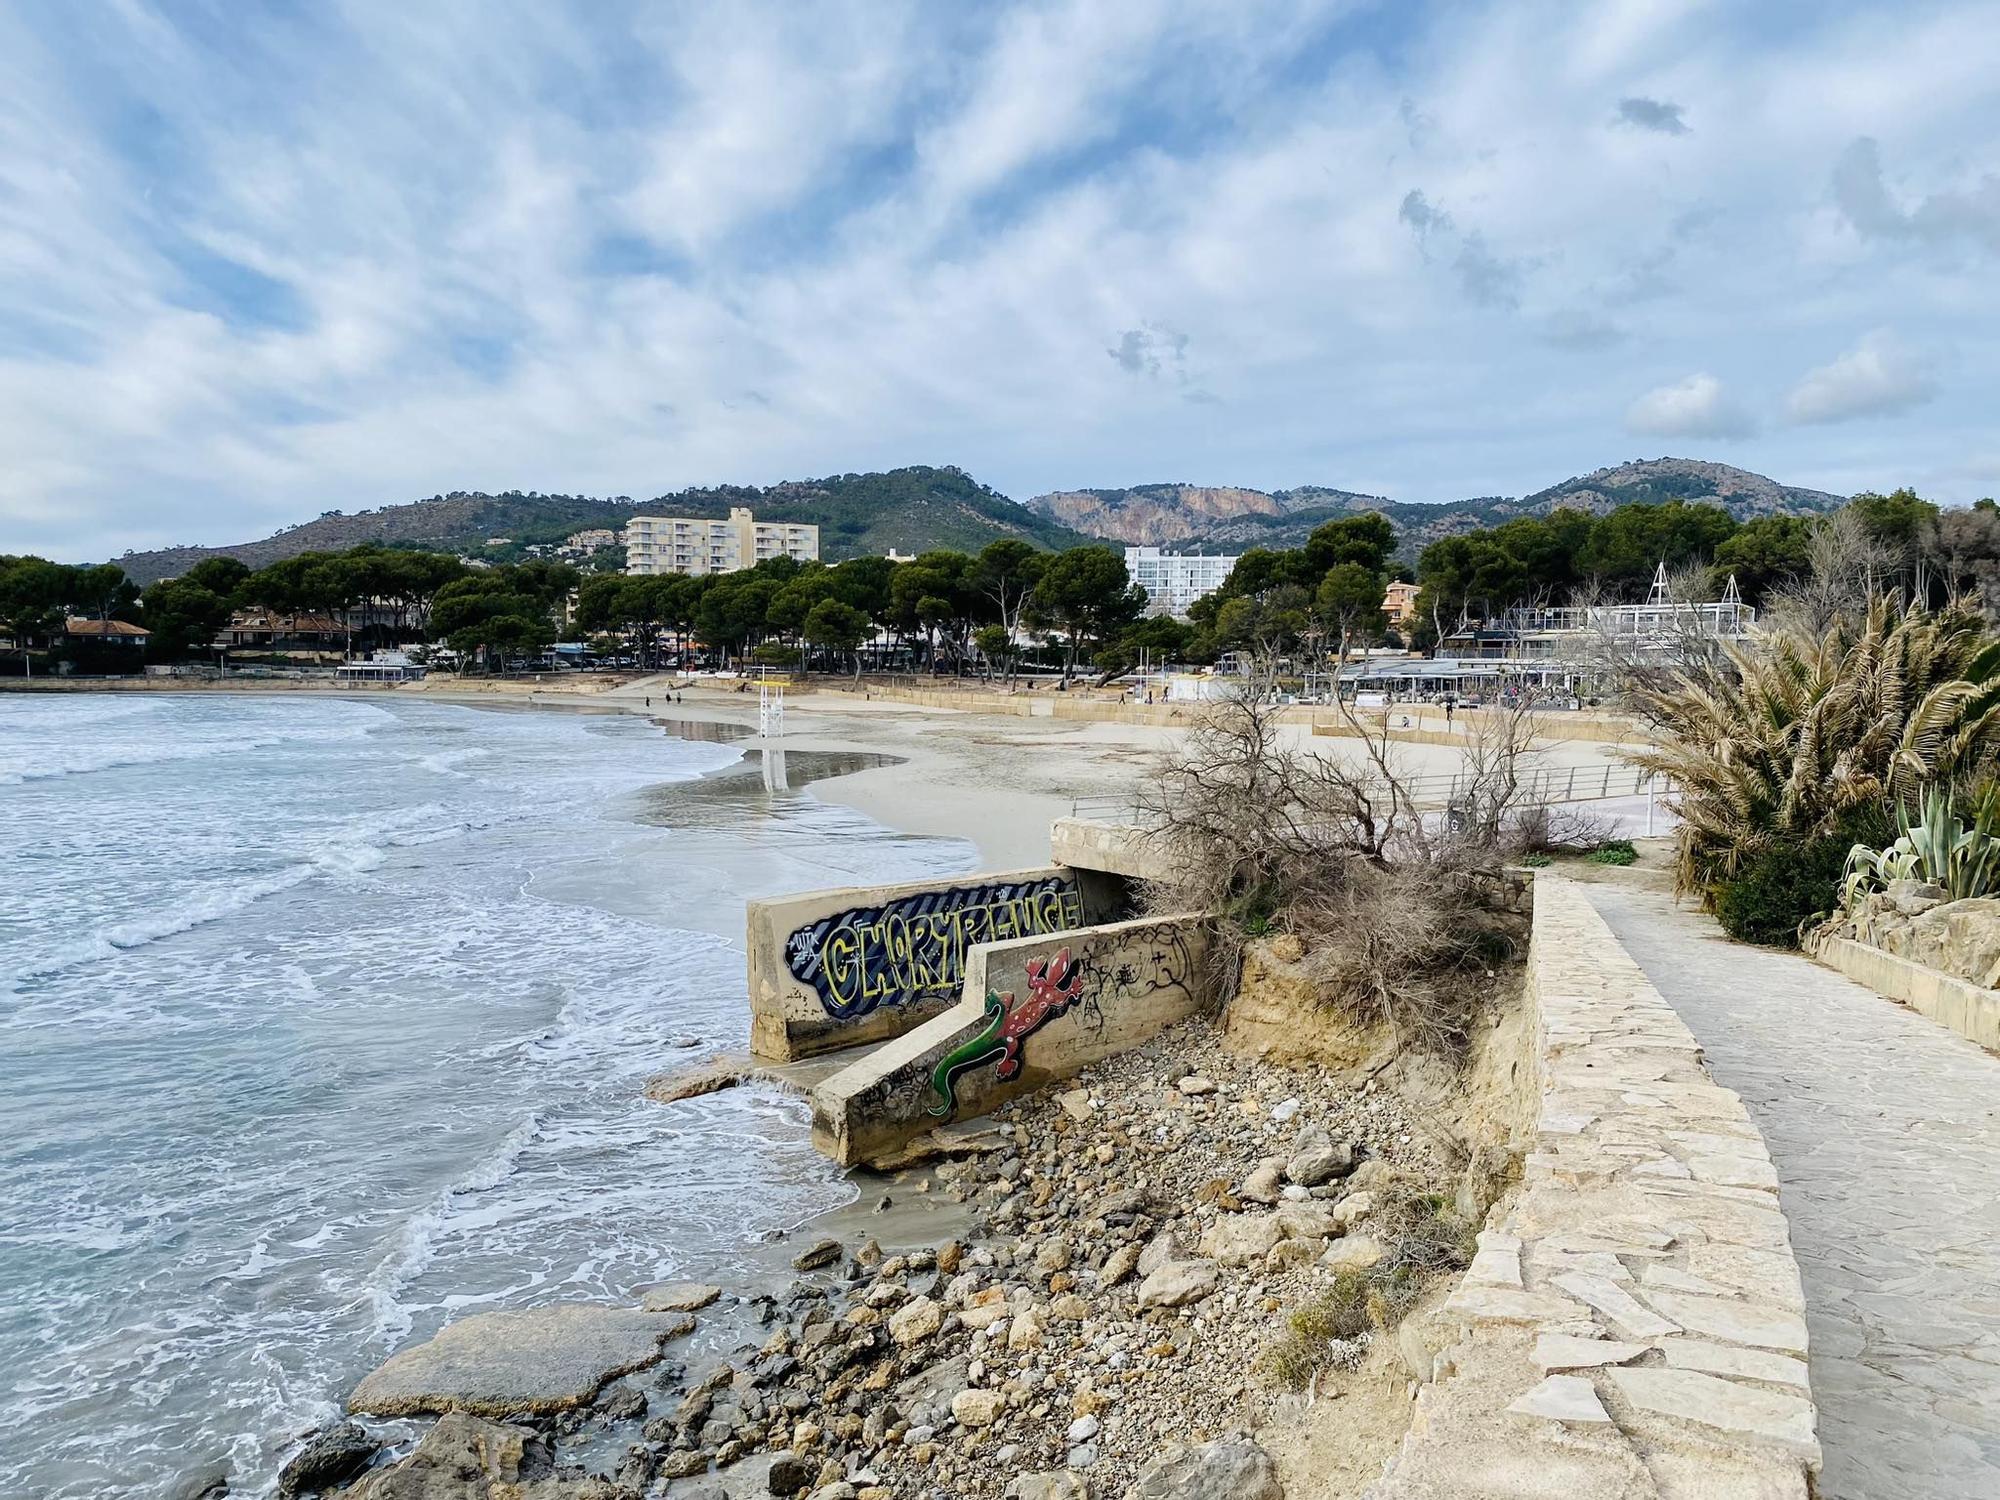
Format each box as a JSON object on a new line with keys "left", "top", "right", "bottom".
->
{"left": 1581, "top": 881, "right": 2000, "bottom": 1500}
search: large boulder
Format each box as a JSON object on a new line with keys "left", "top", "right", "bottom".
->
{"left": 347, "top": 1306, "right": 693, "bottom": 1418}
{"left": 1136, "top": 1260, "right": 1219, "bottom": 1308}
{"left": 1284, "top": 1131, "right": 1356, "bottom": 1187}
{"left": 279, "top": 1423, "right": 377, "bottom": 1497}
{"left": 1198, "top": 1213, "right": 1286, "bottom": 1267}
{"left": 1908, "top": 896, "right": 2000, "bottom": 987}
{"left": 1004, "top": 1473, "right": 1088, "bottom": 1499}
{"left": 1135, "top": 1432, "right": 1283, "bottom": 1499}
{"left": 1885, "top": 879, "right": 1949, "bottom": 916}
{"left": 329, "top": 1414, "right": 552, "bottom": 1499}
{"left": 887, "top": 1295, "right": 943, "bottom": 1346}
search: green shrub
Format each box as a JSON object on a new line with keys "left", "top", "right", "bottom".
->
{"left": 1714, "top": 814, "right": 1895, "bottom": 947}
{"left": 1841, "top": 785, "right": 2000, "bottom": 907}
{"left": 1261, "top": 1189, "right": 1478, "bottom": 1389}
{"left": 1521, "top": 852, "right": 1553, "bottom": 868}
{"left": 1585, "top": 841, "right": 1637, "bottom": 866}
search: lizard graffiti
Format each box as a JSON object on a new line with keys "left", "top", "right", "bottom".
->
{"left": 927, "top": 947, "right": 1085, "bottom": 1117}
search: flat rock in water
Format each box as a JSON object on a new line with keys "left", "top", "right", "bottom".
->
{"left": 860, "top": 1123, "right": 1006, "bottom": 1171}
{"left": 330, "top": 1413, "right": 551, "bottom": 1498}
{"left": 167, "top": 1464, "right": 229, "bottom": 1500}
{"left": 645, "top": 1056, "right": 770, "bottom": 1104}
{"left": 347, "top": 1306, "right": 695, "bottom": 1418}
{"left": 791, "top": 1237, "right": 843, "bottom": 1271}
{"left": 641, "top": 1281, "right": 722, "bottom": 1313}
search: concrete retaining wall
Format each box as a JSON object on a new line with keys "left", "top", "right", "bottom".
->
{"left": 745, "top": 867, "right": 1126, "bottom": 1061}
{"left": 809, "top": 912, "right": 1212, "bottom": 1167}
{"left": 1370, "top": 877, "right": 1819, "bottom": 1498}
{"left": 1048, "top": 817, "right": 1178, "bottom": 883}
{"left": 1809, "top": 933, "right": 2000, "bottom": 1053}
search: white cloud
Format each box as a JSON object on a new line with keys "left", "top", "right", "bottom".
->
{"left": 1831, "top": 136, "right": 2000, "bottom": 254}
{"left": 1625, "top": 373, "right": 1755, "bottom": 439}
{"left": 2, "top": 0, "right": 1999, "bottom": 560}
{"left": 1784, "top": 330, "right": 1936, "bottom": 424}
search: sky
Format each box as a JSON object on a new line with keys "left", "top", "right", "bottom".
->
{"left": 3, "top": 0, "right": 1998, "bottom": 563}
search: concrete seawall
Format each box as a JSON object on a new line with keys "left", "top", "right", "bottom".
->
{"left": 1371, "top": 877, "right": 1819, "bottom": 1498}
{"left": 809, "top": 912, "right": 1213, "bottom": 1167}
{"left": 744, "top": 866, "right": 1129, "bottom": 1061}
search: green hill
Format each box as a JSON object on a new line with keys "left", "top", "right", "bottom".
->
{"left": 111, "top": 466, "right": 1090, "bottom": 583}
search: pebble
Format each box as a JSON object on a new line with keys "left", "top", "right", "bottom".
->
{"left": 517, "top": 1016, "right": 1450, "bottom": 1500}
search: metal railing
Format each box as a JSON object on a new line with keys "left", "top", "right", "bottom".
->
{"left": 1068, "top": 765, "right": 1670, "bottom": 824}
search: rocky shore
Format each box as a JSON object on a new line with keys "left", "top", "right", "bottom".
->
{"left": 295, "top": 1008, "right": 1500, "bottom": 1500}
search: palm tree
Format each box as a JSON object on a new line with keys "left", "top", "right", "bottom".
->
{"left": 1628, "top": 595, "right": 2000, "bottom": 903}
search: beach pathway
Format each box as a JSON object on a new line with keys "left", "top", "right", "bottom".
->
{"left": 1577, "top": 880, "right": 2000, "bottom": 1500}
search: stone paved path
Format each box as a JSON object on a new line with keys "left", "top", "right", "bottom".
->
{"left": 1580, "top": 880, "right": 2000, "bottom": 1500}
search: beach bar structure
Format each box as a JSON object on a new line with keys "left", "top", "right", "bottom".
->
{"left": 334, "top": 653, "right": 427, "bottom": 683}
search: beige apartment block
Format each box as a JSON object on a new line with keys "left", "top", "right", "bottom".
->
{"left": 625, "top": 507, "right": 820, "bottom": 577}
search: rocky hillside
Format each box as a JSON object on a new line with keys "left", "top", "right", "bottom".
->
{"left": 1028, "top": 484, "right": 1390, "bottom": 546}
{"left": 1025, "top": 460, "right": 1849, "bottom": 558}
{"left": 1518, "top": 457, "right": 1844, "bottom": 517}
{"left": 113, "top": 467, "right": 1091, "bottom": 584}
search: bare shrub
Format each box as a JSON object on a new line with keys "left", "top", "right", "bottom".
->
{"left": 1287, "top": 862, "right": 1516, "bottom": 1056}
{"left": 1137, "top": 664, "right": 1531, "bottom": 1055}
{"left": 1762, "top": 506, "right": 1905, "bottom": 638}
{"left": 1510, "top": 801, "right": 1616, "bottom": 854}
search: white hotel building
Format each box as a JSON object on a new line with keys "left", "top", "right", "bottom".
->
{"left": 625, "top": 507, "right": 820, "bottom": 577}
{"left": 1124, "top": 546, "right": 1241, "bottom": 617}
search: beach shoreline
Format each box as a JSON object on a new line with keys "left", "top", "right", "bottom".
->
{"left": 3, "top": 674, "right": 1173, "bottom": 868}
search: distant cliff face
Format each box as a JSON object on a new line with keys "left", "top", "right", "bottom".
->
{"left": 1026, "top": 484, "right": 1391, "bottom": 546}
{"left": 1027, "top": 460, "right": 1848, "bottom": 559}
{"left": 1028, "top": 485, "right": 1287, "bottom": 545}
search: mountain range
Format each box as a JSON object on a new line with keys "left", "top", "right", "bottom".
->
{"left": 110, "top": 458, "right": 1852, "bottom": 584}
{"left": 1025, "top": 459, "right": 1848, "bottom": 558}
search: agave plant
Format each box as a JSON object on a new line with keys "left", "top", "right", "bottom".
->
{"left": 1841, "top": 785, "right": 2000, "bottom": 910}
{"left": 1628, "top": 595, "right": 2000, "bottom": 905}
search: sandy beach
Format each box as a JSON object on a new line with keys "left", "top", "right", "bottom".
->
{"left": 390, "top": 675, "right": 1182, "bottom": 870}
{"left": 3, "top": 670, "right": 1640, "bottom": 869}
{"left": 384, "top": 672, "right": 1635, "bottom": 868}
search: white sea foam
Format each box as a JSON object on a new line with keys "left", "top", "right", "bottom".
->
{"left": 362, "top": 1111, "right": 546, "bottom": 1345}
{"left": 0, "top": 694, "right": 965, "bottom": 1500}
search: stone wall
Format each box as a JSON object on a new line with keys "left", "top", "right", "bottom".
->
{"left": 809, "top": 913, "right": 1213, "bottom": 1167}
{"left": 1369, "top": 878, "right": 1819, "bottom": 1498}
{"left": 1809, "top": 885, "right": 2000, "bottom": 1052}
{"left": 745, "top": 866, "right": 1133, "bottom": 1062}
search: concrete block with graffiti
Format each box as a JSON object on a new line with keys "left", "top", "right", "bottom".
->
{"left": 809, "top": 912, "right": 1214, "bottom": 1166}
{"left": 745, "top": 866, "right": 1128, "bottom": 1060}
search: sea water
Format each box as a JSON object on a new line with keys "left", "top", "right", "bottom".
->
{"left": 0, "top": 693, "right": 971, "bottom": 1498}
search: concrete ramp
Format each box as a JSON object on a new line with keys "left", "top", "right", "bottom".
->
{"left": 809, "top": 912, "right": 1213, "bottom": 1167}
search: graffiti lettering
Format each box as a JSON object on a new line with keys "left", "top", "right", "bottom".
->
{"left": 785, "top": 876, "right": 1084, "bottom": 1021}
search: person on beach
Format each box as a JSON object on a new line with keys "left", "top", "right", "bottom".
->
{"left": 1444, "top": 700, "right": 1455, "bottom": 732}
